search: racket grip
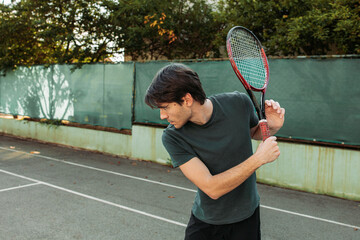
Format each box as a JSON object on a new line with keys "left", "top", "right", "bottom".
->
{"left": 259, "top": 119, "right": 270, "bottom": 141}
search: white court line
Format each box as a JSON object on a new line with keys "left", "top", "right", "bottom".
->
{"left": 261, "top": 205, "right": 359, "bottom": 230}
{"left": 0, "top": 169, "right": 187, "bottom": 227}
{"left": 1, "top": 146, "right": 359, "bottom": 230}
{"left": 0, "top": 182, "right": 41, "bottom": 193}
{"left": 0, "top": 146, "right": 196, "bottom": 193}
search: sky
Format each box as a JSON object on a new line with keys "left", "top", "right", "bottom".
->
{"left": 2, "top": 0, "right": 20, "bottom": 5}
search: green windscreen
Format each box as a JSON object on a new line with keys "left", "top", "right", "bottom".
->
{"left": 0, "top": 63, "right": 134, "bottom": 130}
{"left": 1, "top": 58, "right": 359, "bottom": 145}
{"left": 267, "top": 58, "right": 360, "bottom": 145}
{"left": 134, "top": 59, "right": 360, "bottom": 146}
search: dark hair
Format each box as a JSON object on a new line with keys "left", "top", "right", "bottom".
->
{"left": 145, "top": 63, "right": 206, "bottom": 108}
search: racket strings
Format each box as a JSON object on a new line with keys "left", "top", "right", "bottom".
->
{"left": 229, "top": 30, "right": 267, "bottom": 89}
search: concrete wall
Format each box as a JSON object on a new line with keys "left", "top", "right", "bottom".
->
{"left": 253, "top": 141, "right": 360, "bottom": 201}
{"left": 1, "top": 118, "right": 359, "bottom": 201}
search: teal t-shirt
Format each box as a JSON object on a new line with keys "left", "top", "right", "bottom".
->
{"left": 162, "top": 91, "right": 260, "bottom": 225}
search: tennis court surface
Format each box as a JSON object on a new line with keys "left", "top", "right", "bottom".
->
{"left": 0, "top": 134, "right": 359, "bottom": 240}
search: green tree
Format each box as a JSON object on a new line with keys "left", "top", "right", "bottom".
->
{"left": 0, "top": 0, "right": 118, "bottom": 74}
{"left": 0, "top": 2, "right": 38, "bottom": 72}
{"left": 268, "top": 0, "right": 360, "bottom": 55}
{"left": 217, "top": 0, "right": 360, "bottom": 55}
{"left": 170, "top": 0, "right": 225, "bottom": 59}
{"left": 106, "top": 0, "right": 224, "bottom": 60}
{"left": 1, "top": 0, "right": 358, "bottom": 73}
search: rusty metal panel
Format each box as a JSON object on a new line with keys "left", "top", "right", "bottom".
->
{"left": 256, "top": 141, "right": 360, "bottom": 201}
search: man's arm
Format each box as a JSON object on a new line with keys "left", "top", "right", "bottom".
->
{"left": 179, "top": 136, "right": 280, "bottom": 200}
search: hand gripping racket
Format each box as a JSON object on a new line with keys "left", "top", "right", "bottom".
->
{"left": 226, "top": 26, "right": 270, "bottom": 141}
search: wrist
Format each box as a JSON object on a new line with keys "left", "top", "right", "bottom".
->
{"left": 251, "top": 152, "right": 266, "bottom": 169}
{"left": 268, "top": 126, "right": 280, "bottom": 135}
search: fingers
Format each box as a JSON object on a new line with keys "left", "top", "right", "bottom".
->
{"left": 280, "top": 108, "right": 285, "bottom": 119}
{"left": 264, "top": 136, "right": 280, "bottom": 157}
{"left": 264, "top": 136, "right": 277, "bottom": 142}
{"left": 255, "top": 136, "right": 280, "bottom": 165}
{"left": 265, "top": 99, "right": 280, "bottom": 111}
{"left": 265, "top": 99, "right": 285, "bottom": 119}
{"left": 259, "top": 136, "right": 278, "bottom": 151}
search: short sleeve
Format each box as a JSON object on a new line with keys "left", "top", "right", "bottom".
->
{"left": 162, "top": 128, "right": 197, "bottom": 168}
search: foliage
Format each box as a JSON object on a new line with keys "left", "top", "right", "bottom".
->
{"left": 0, "top": 0, "right": 118, "bottom": 74}
{"left": 217, "top": 0, "right": 360, "bottom": 55}
{"left": 0, "top": 0, "right": 359, "bottom": 74}
{"left": 104, "top": 0, "right": 224, "bottom": 60}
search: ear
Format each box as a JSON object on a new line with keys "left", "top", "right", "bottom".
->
{"left": 182, "top": 93, "right": 194, "bottom": 107}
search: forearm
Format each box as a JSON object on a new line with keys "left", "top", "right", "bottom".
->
{"left": 205, "top": 154, "right": 263, "bottom": 199}
{"left": 180, "top": 137, "right": 280, "bottom": 200}
{"left": 181, "top": 154, "right": 264, "bottom": 200}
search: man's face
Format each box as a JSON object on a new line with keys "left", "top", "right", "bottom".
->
{"left": 158, "top": 101, "right": 191, "bottom": 129}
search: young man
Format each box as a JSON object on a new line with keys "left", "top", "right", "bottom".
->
{"left": 145, "top": 63, "right": 285, "bottom": 240}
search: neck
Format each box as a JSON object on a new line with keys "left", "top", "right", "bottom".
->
{"left": 189, "top": 99, "right": 213, "bottom": 125}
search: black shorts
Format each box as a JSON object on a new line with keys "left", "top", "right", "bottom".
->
{"left": 184, "top": 206, "right": 261, "bottom": 240}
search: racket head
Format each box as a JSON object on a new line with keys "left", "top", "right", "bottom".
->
{"left": 226, "top": 26, "right": 269, "bottom": 91}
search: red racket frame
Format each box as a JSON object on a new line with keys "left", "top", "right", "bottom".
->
{"left": 226, "top": 26, "right": 270, "bottom": 141}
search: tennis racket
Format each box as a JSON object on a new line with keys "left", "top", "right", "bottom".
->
{"left": 226, "top": 26, "right": 270, "bottom": 141}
